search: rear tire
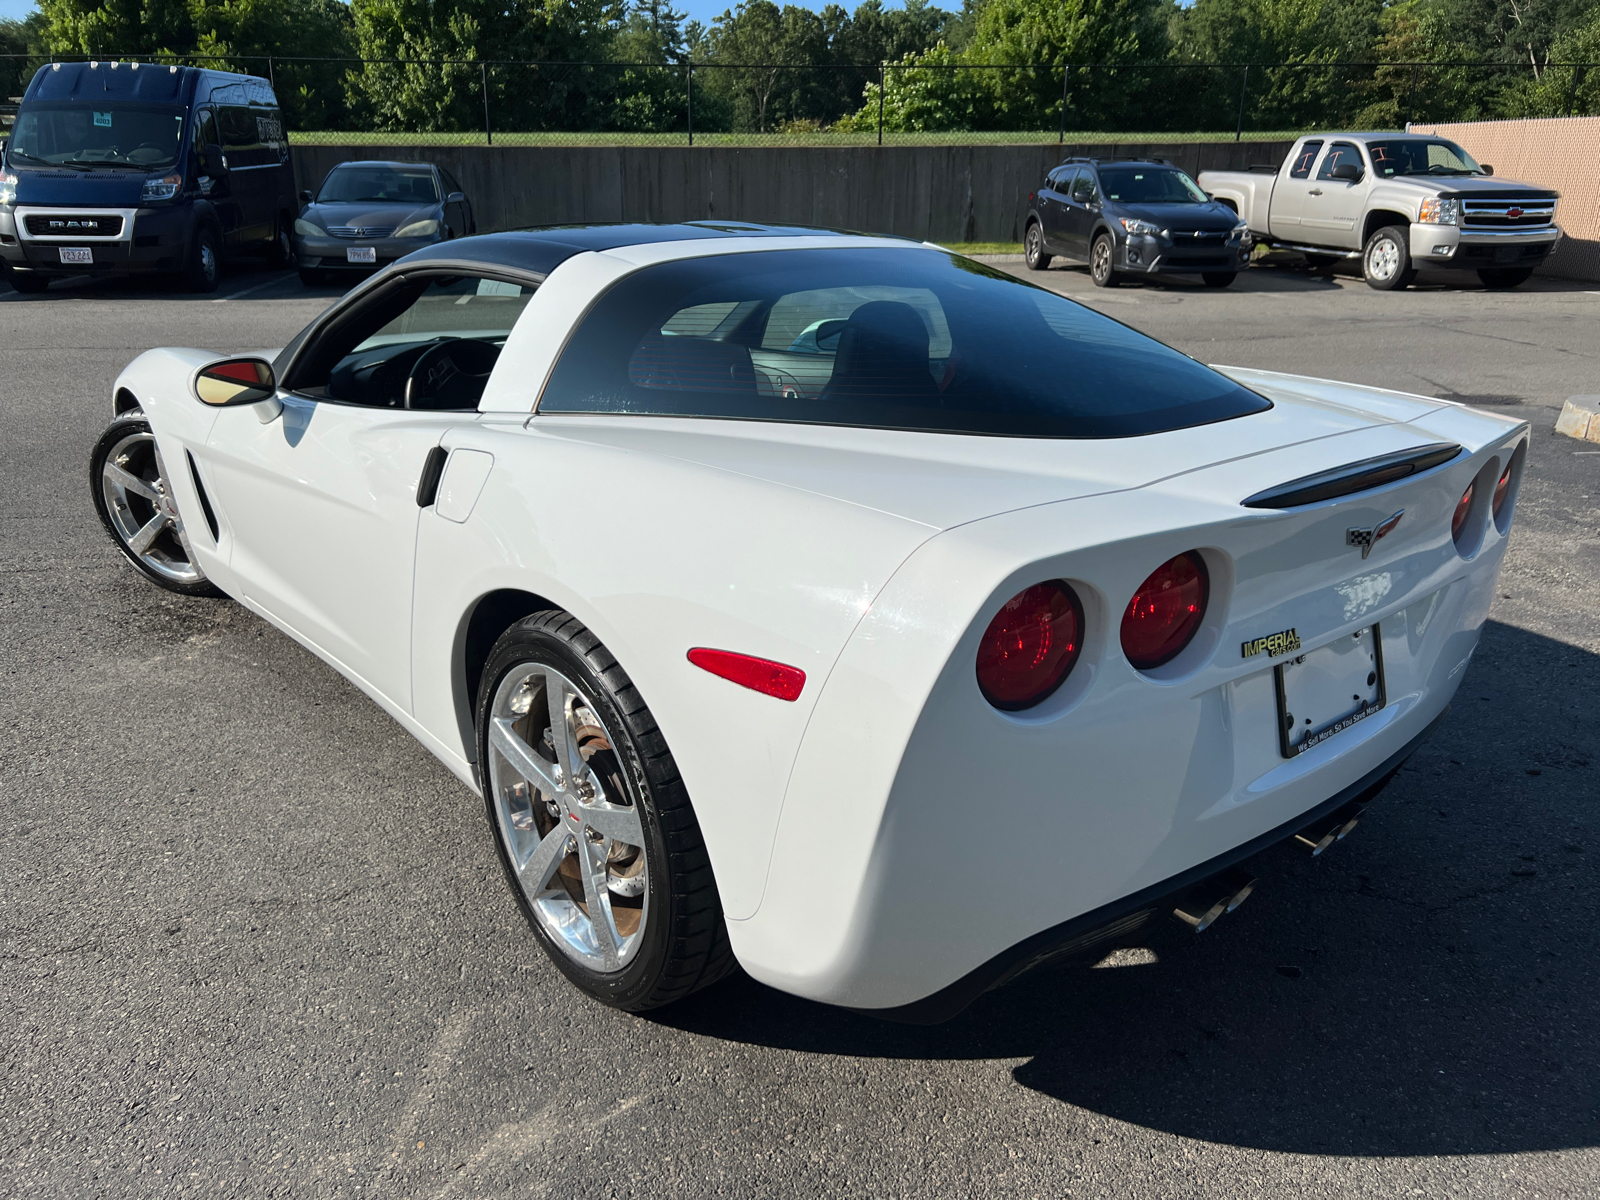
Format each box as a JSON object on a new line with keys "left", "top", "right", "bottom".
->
{"left": 89, "top": 413, "right": 222, "bottom": 597}
{"left": 1091, "top": 233, "right": 1120, "bottom": 287}
{"left": 1024, "top": 221, "right": 1052, "bottom": 271}
{"left": 1201, "top": 272, "right": 1236, "bottom": 288}
{"left": 7, "top": 269, "right": 50, "bottom": 294}
{"left": 476, "top": 610, "right": 735, "bottom": 1012}
{"left": 1478, "top": 267, "right": 1533, "bottom": 289}
{"left": 1362, "top": 225, "right": 1415, "bottom": 291}
{"left": 182, "top": 223, "right": 221, "bottom": 293}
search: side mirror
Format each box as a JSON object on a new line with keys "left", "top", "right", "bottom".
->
{"left": 1329, "top": 162, "right": 1363, "bottom": 182}
{"left": 299, "top": 188, "right": 314, "bottom": 204}
{"left": 446, "top": 191, "right": 465, "bottom": 203}
{"left": 202, "top": 143, "right": 227, "bottom": 175}
{"left": 193, "top": 357, "right": 282, "bottom": 422}
{"left": 1480, "top": 163, "right": 1494, "bottom": 176}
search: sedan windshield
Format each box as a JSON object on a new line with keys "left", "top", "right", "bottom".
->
{"left": 540, "top": 248, "right": 1270, "bottom": 438}
{"left": 9, "top": 102, "right": 186, "bottom": 170}
{"left": 1098, "top": 167, "right": 1209, "bottom": 204}
{"left": 1367, "top": 140, "right": 1483, "bottom": 177}
{"left": 318, "top": 166, "right": 440, "bottom": 204}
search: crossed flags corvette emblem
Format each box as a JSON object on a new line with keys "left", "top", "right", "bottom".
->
{"left": 1347, "top": 510, "right": 1404, "bottom": 559}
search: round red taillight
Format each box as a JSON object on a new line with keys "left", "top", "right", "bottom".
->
{"left": 975, "top": 581, "right": 1085, "bottom": 710}
{"left": 1492, "top": 463, "right": 1512, "bottom": 518}
{"left": 1121, "top": 552, "right": 1210, "bottom": 671}
{"left": 1452, "top": 481, "right": 1475, "bottom": 542}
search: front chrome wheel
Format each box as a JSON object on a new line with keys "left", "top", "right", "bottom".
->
{"left": 1365, "top": 237, "right": 1399, "bottom": 282}
{"left": 99, "top": 429, "right": 203, "bottom": 586}
{"left": 486, "top": 663, "right": 648, "bottom": 973}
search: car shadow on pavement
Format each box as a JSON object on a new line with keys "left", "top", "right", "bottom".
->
{"left": 0, "top": 263, "right": 345, "bottom": 302}
{"left": 652, "top": 619, "right": 1599, "bottom": 1157}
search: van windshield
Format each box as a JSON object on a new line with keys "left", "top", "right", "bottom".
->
{"left": 9, "top": 102, "right": 187, "bottom": 170}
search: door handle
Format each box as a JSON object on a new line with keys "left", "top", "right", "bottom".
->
{"left": 416, "top": 446, "right": 448, "bottom": 507}
{"left": 1308, "top": 188, "right": 1323, "bottom": 195}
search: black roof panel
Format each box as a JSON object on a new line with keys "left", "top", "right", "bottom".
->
{"left": 398, "top": 222, "right": 879, "bottom": 278}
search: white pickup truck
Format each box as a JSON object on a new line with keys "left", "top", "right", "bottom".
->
{"left": 1198, "top": 132, "right": 1561, "bottom": 290}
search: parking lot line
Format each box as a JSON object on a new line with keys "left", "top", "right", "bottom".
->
{"left": 214, "top": 272, "right": 295, "bottom": 302}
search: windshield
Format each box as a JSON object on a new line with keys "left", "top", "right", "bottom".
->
{"left": 317, "top": 165, "right": 440, "bottom": 204}
{"left": 539, "top": 248, "right": 1270, "bottom": 438}
{"left": 9, "top": 102, "right": 186, "bottom": 170}
{"left": 1367, "top": 140, "right": 1483, "bottom": 177}
{"left": 1098, "top": 167, "right": 1209, "bottom": 204}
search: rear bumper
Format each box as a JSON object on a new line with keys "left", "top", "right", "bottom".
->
{"left": 866, "top": 709, "right": 1445, "bottom": 1023}
{"left": 1410, "top": 223, "right": 1561, "bottom": 270}
{"left": 0, "top": 204, "right": 193, "bottom": 274}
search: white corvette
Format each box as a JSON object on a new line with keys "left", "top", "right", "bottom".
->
{"left": 92, "top": 224, "right": 1527, "bottom": 1020}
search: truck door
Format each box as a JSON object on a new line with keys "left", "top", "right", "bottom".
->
{"left": 218, "top": 103, "right": 275, "bottom": 245}
{"left": 1302, "top": 141, "right": 1367, "bottom": 248}
{"left": 191, "top": 107, "right": 240, "bottom": 245}
{"left": 1267, "top": 138, "right": 1323, "bottom": 233}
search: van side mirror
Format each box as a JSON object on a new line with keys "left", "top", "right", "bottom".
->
{"left": 193, "top": 357, "right": 281, "bottom": 422}
{"left": 1479, "top": 163, "right": 1494, "bottom": 176}
{"left": 299, "top": 189, "right": 314, "bottom": 204}
{"left": 202, "top": 143, "right": 227, "bottom": 175}
{"left": 1329, "top": 162, "right": 1363, "bottom": 182}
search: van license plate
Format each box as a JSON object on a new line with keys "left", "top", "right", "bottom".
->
{"left": 347, "top": 247, "right": 376, "bottom": 263}
{"left": 1274, "top": 625, "right": 1385, "bottom": 758}
{"left": 59, "top": 247, "right": 93, "bottom": 264}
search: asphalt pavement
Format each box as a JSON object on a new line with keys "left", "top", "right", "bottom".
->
{"left": 3, "top": 258, "right": 1598, "bottom": 1198}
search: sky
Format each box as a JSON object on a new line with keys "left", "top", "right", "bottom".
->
{"left": 2, "top": 0, "right": 34, "bottom": 21}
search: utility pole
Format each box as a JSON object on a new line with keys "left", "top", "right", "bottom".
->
{"left": 481, "top": 62, "right": 492, "bottom": 146}
{"left": 1058, "top": 63, "right": 1071, "bottom": 145}
{"left": 1235, "top": 64, "right": 1249, "bottom": 142}
{"left": 687, "top": 62, "right": 693, "bottom": 146}
{"left": 877, "top": 62, "right": 885, "bottom": 147}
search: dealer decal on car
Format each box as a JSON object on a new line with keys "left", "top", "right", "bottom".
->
{"left": 1242, "top": 628, "right": 1302, "bottom": 659}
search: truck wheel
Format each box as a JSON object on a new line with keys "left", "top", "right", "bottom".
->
{"left": 182, "top": 223, "right": 222, "bottom": 293}
{"left": 1362, "top": 226, "right": 1415, "bottom": 291}
{"left": 1091, "top": 234, "right": 1120, "bottom": 288}
{"left": 1201, "top": 272, "right": 1236, "bottom": 288}
{"left": 7, "top": 270, "right": 51, "bottom": 294}
{"left": 1478, "top": 268, "right": 1533, "bottom": 289}
{"left": 1024, "top": 221, "right": 1052, "bottom": 271}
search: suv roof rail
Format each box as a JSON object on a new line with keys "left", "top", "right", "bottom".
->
{"left": 1059, "top": 156, "right": 1175, "bottom": 168}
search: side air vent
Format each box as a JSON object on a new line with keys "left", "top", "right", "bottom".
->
{"left": 1241, "top": 442, "right": 1462, "bottom": 510}
{"left": 186, "top": 451, "right": 221, "bottom": 543}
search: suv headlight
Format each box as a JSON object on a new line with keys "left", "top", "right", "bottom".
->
{"left": 1228, "top": 220, "right": 1249, "bottom": 241}
{"left": 0, "top": 170, "right": 16, "bottom": 205}
{"left": 394, "top": 218, "right": 440, "bottom": 239}
{"left": 1119, "top": 218, "right": 1162, "bottom": 236}
{"left": 294, "top": 217, "right": 323, "bottom": 236}
{"left": 1418, "top": 197, "right": 1461, "bottom": 226}
{"left": 141, "top": 173, "right": 182, "bottom": 202}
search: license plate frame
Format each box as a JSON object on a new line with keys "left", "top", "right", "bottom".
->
{"left": 58, "top": 247, "right": 93, "bottom": 264}
{"left": 346, "top": 246, "right": 376, "bottom": 264}
{"left": 1274, "top": 625, "right": 1386, "bottom": 758}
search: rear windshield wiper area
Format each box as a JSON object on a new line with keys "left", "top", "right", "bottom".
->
{"left": 1240, "top": 442, "right": 1462, "bottom": 509}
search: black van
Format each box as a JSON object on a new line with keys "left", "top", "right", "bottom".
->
{"left": 0, "top": 62, "right": 297, "bottom": 293}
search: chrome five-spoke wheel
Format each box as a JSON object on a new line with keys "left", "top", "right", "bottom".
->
{"left": 488, "top": 663, "right": 648, "bottom": 972}
{"left": 90, "top": 414, "right": 218, "bottom": 595}
{"left": 475, "top": 611, "right": 736, "bottom": 1010}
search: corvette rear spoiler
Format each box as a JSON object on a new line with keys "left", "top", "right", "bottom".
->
{"left": 1239, "top": 442, "right": 1462, "bottom": 509}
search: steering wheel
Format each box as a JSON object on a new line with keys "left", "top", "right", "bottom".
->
{"left": 404, "top": 338, "right": 502, "bottom": 410}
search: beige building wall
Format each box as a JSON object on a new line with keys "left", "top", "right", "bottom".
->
{"left": 1410, "top": 116, "right": 1600, "bottom": 281}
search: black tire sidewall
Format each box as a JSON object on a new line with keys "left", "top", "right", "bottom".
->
{"left": 89, "top": 414, "right": 222, "bottom": 597}
{"left": 184, "top": 223, "right": 221, "bottom": 293}
{"left": 475, "top": 619, "right": 679, "bottom": 1010}
{"left": 1202, "top": 272, "right": 1236, "bottom": 288}
{"left": 8, "top": 270, "right": 51, "bottom": 294}
{"left": 1024, "top": 222, "right": 1050, "bottom": 270}
{"left": 1092, "top": 235, "right": 1118, "bottom": 287}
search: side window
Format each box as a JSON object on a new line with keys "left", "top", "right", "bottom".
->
{"left": 1317, "top": 142, "right": 1363, "bottom": 181}
{"left": 1289, "top": 140, "right": 1323, "bottom": 179}
{"left": 191, "top": 108, "right": 219, "bottom": 158}
{"left": 287, "top": 274, "right": 537, "bottom": 411}
{"left": 1071, "top": 170, "right": 1098, "bottom": 204}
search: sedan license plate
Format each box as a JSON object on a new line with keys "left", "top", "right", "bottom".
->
{"left": 346, "top": 246, "right": 376, "bottom": 264}
{"left": 59, "top": 247, "right": 93, "bottom": 264}
{"left": 1275, "top": 625, "right": 1385, "bottom": 757}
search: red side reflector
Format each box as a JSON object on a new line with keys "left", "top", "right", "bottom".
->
{"left": 687, "top": 647, "right": 805, "bottom": 702}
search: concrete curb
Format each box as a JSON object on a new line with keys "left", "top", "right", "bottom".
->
{"left": 1554, "top": 396, "right": 1600, "bottom": 443}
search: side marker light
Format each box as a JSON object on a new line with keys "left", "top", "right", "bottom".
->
{"left": 688, "top": 647, "right": 805, "bottom": 702}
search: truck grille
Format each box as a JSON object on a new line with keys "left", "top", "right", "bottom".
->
{"left": 24, "top": 213, "right": 124, "bottom": 238}
{"left": 325, "top": 225, "right": 395, "bottom": 239}
{"left": 1461, "top": 198, "right": 1556, "bottom": 228}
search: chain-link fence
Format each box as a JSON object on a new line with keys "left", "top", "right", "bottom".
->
{"left": 4, "top": 54, "right": 1597, "bottom": 146}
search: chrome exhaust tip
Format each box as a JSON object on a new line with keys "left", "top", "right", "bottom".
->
{"left": 1172, "top": 867, "right": 1257, "bottom": 932}
{"left": 1293, "top": 800, "right": 1367, "bottom": 856}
